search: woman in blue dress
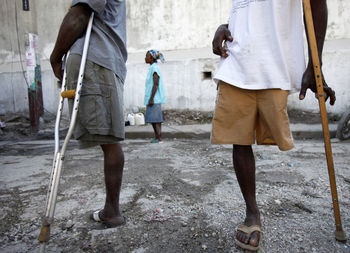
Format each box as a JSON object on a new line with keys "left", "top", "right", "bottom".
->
{"left": 144, "top": 50, "right": 166, "bottom": 143}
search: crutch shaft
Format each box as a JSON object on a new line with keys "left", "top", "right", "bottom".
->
{"left": 38, "top": 13, "right": 95, "bottom": 248}
{"left": 61, "top": 13, "right": 94, "bottom": 156}
{"left": 302, "top": 0, "right": 346, "bottom": 242}
{"left": 38, "top": 153, "right": 62, "bottom": 243}
{"left": 46, "top": 153, "right": 63, "bottom": 219}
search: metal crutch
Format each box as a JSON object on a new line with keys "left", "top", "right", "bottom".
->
{"left": 302, "top": 0, "right": 347, "bottom": 242}
{"left": 38, "top": 12, "right": 94, "bottom": 251}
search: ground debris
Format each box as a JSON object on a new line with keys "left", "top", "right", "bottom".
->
{"left": 0, "top": 139, "right": 349, "bottom": 252}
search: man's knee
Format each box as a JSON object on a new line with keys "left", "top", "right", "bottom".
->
{"left": 101, "top": 144, "right": 124, "bottom": 163}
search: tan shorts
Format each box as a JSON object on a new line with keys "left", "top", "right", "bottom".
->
{"left": 211, "top": 81, "right": 294, "bottom": 151}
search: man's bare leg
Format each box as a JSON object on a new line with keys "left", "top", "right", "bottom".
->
{"left": 99, "top": 143, "right": 125, "bottom": 225}
{"left": 233, "top": 145, "right": 261, "bottom": 247}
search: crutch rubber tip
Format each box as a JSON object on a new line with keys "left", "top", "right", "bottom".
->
{"left": 335, "top": 230, "right": 347, "bottom": 242}
{"left": 38, "top": 225, "right": 51, "bottom": 242}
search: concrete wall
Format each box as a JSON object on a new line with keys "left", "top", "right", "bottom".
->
{"left": 0, "top": 0, "right": 349, "bottom": 117}
{"left": 126, "top": 0, "right": 230, "bottom": 52}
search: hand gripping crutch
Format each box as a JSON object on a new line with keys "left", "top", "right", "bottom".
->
{"left": 38, "top": 13, "right": 94, "bottom": 251}
{"left": 302, "top": 0, "right": 347, "bottom": 242}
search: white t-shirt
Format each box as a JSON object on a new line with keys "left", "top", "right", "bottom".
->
{"left": 214, "top": 0, "right": 305, "bottom": 91}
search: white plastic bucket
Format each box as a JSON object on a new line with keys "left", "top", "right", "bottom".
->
{"left": 135, "top": 113, "right": 145, "bottom": 125}
{"left": 127, "top": 113, "right": 135, "bottom": 126}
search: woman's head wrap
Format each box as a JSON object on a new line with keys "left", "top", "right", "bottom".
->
{"left": 149, "top": 50, "right": 165, "bottom": 63}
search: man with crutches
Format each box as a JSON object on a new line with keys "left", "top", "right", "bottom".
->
{"left": 211, "top": 0, "right": 342, "bottom": 251}
{"left": 42, "top": 0, "right": 127, "bottom": 240}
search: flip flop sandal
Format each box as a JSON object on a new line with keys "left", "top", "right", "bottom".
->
{"left": 235, "top": 224, "right": 263, "bottom": 252}
{"left": 91, "top": 210, "right": 126, "bottom": 228}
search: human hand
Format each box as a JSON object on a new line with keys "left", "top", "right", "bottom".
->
{"left": 212, "top": 24, "right": 233, "bottom": 58}
{"left": 148, "top": 98, "right": 154, "bottom": 107}
{"left": 299, "top": 65, "right": 336, "bottom": 105}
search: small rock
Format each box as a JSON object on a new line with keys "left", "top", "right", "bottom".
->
{"left": 202, "top": 244, "right": 207, "bottom": 250}
{"left": 66, "top": 220, "right": 74, "bottom": 229}
{"left": 164, "top": 196, "right": 172, "bottom": 202}
{"left": 146, "top": 194, "right": 156, "bottom": 199}
{"left": 274, "top": 199, "right": 281, "bottom": 205}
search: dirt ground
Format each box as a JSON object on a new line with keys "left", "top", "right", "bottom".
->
{"left": 0, "top": 110, "right": 349, "bottom": 252}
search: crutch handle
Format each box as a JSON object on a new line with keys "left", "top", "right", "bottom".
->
{"left": 61, "top": 89, "right": 76, "bottom": 99}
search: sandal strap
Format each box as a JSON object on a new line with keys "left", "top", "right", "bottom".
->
{"left": 92, "top": 210, "right": 102, "bottom": 222}
{"left": 237, "top": 224, "right": 262, "bottom": 235}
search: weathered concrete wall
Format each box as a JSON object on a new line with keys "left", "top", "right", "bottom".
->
{"left": 126, "top": 0, "right": 231, "bottom": 52}
{"left": 0, "top": 0, "right": 349, "bottom": 117}
{"left": 0, "top": 0, "right": 230, "bottom": 64}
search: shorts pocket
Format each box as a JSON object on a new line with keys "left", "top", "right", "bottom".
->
{"left": 79, "top": 82, "right": 112, "bottom": 132}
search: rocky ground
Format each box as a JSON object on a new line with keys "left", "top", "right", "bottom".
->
{"left": 0, "top": 110, "right": 349, "bottom": 253}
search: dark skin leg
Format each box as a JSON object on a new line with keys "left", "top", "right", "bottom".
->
{"left": 151, "top": 123, "right": 162, "bottom": 141}
{"left": 99, "top": 143, "right": 125, "bottom": 225}
{"left": 233, "top": 145, "right": 261, "bottom": 247}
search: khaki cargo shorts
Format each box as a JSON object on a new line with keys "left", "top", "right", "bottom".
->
{"left": 211, "top": 81, "right": 294, "bottom": 151}
{"left": 66, "top": 54, "right": 124, "bottom": 148}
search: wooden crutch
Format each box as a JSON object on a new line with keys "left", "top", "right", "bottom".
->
{"left": 37, "top": 12, "right": 94, "bottom": 252}
{"left": 302, "top": 0, "right": 347, "bottom": 242}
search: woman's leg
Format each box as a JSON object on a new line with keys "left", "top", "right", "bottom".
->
{"left": 151, "top": 123, "right": 162, "bottom": 141}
